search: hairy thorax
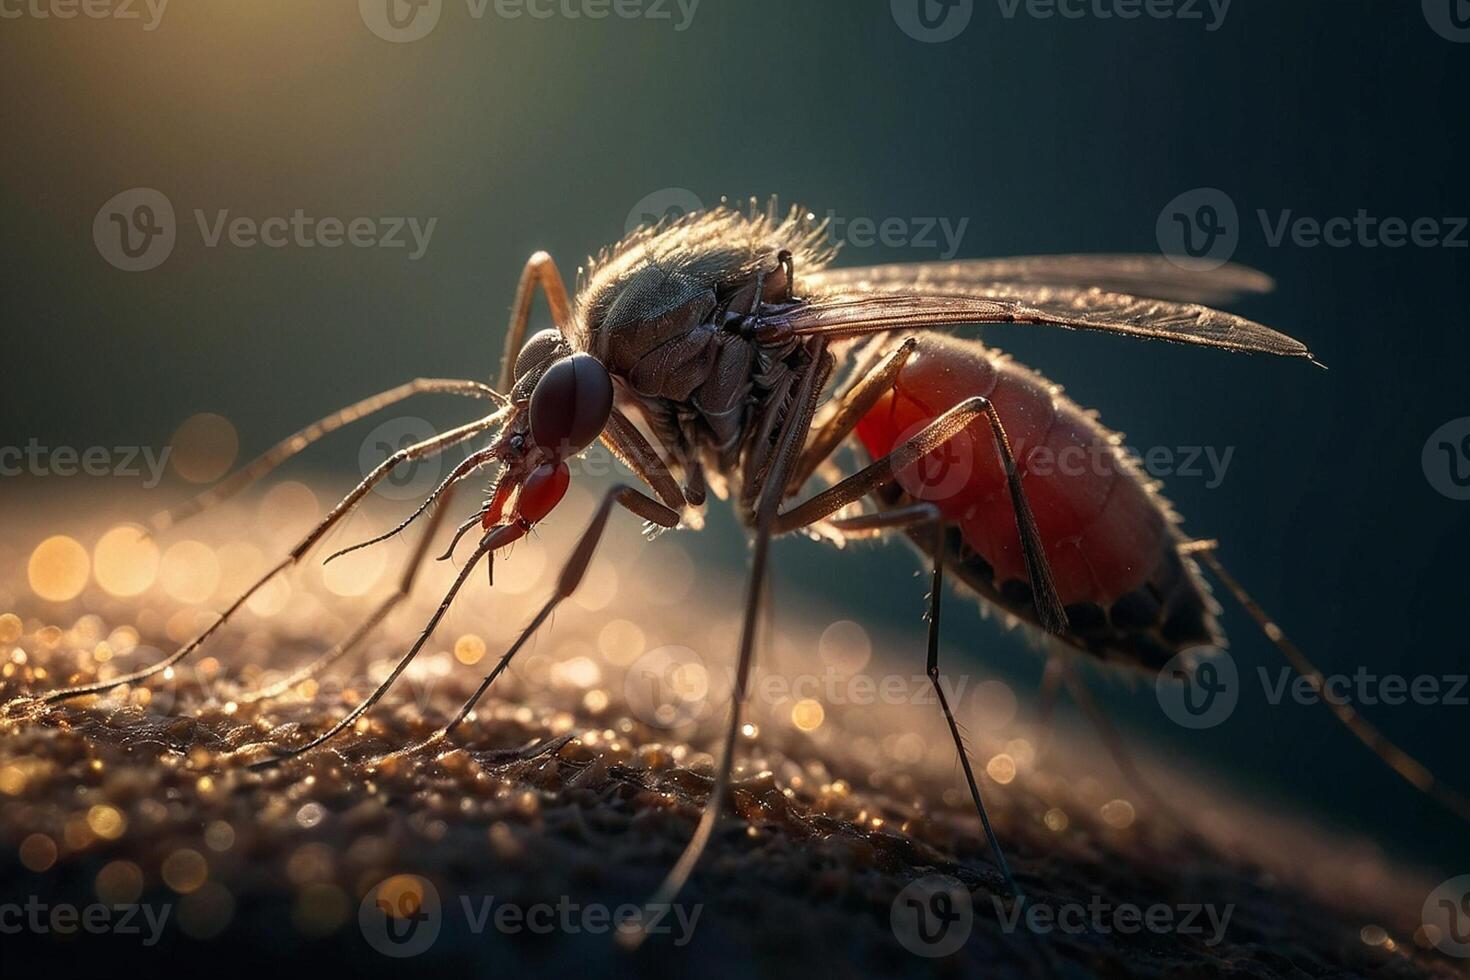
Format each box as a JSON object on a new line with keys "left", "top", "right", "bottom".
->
{"left": 572, "top": 207, "right": 836, "bottom": 508}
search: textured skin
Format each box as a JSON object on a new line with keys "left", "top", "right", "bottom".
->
{"left": 854, "top": 333, "right": 1221, "bottom": 668}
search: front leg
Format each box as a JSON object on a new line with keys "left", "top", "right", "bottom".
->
{"left": 498, "top": 251, "right": 573, "bottom": 390}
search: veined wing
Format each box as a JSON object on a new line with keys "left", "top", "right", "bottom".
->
{"left": 767, "top": 282, "right": 1317, "bottom": 362}
{"left": 803, "top": 254, "right": 1274, "bottom": 306}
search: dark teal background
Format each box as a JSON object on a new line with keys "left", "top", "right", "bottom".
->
{"left": 2, "top": 2, "right": 1466, "bottom": 873}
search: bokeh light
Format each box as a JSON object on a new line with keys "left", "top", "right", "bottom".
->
{"left": 28, "top": 535, "right": 90, "bottom": 602}
{"left": 93, "top": 523, "right": 160, "bottom": 597}
{"left": 160, "top": 541, "right": 221, "bottom": 604}
{"left": 169, "top": 413, "right": 239, "bottom": 484}
{"left": 818, "top": 620, "right": 872, "bottom": 672}
{"left": 791, "top": 698, "right": 825, "bottom": 732}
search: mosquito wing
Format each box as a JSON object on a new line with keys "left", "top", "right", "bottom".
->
{"left": 776, "top": 258, "right": 1314, "bottom": 362}
{"left": 803, "top": 254, "right": 1274, "bottom": 306}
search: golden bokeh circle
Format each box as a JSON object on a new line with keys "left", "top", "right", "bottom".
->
{"left": 160, "top": 540, "right": 221, "bottom": 604}
{"left": 28, "top": 535, "right": 91, "bottom": 602}
{"left": 162, "top": 847, "right": 209, "bottom": 893}
{"left": 94, "top": 523, "right": 160, "bottom": 597}
{"left": 169, "top": 413, "right": 239, "bottom": 484}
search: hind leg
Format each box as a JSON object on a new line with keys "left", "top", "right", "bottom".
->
{"left": 1196, "top": 547, "right": 1470, "bottom": 823}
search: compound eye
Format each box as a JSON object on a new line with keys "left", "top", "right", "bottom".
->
{"left": 528, "top": 353, "right": 613, "bottom": 456}
{"left": 514, "top": 329, "right": 568, "bottom": 381}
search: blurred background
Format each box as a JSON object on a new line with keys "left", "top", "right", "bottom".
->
{"left": 2, "top": 0, "right": 1467, "bottom": 877}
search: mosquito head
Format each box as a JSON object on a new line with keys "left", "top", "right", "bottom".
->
{"left": 508, "top": 330, "right": 614, "bottom": 457}
{"left": 481, "top": 335, "right": 614, "bottom": 544}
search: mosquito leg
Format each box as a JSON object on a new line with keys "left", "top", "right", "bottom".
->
{"left": 30, "top": 413, "right": 502, "bottom": 706}
{"left": 386, "top": 484, "right": 680, "bottom": 760}
{"left": 150, "top": 378, "right": 504, "bottom": 534}
{"left": 622, "top": 343, "right": 829, "bottom": 950}
{"left": 249, "top": 530, "right": 499, "bottom": 768}
{"left": 600, "top": 407, "right": 687, "bottom": 511}
{"left": 776, "top": 394, "right": 1069, "bottom": 634}
{"left": 498, "top": 251, "right": 573, "bottom": 390}
{"left": 1196, "top": 549, "right": 1470, "bottom": 823}
{"left": 238, "top": 479, "right": 466, "bottom": 705}
{"left": 834, "top": 505, "right": 1024, "bottom": 892}
{"left": 787, "top": 336, "right": 917, "bottom": 492}
{"left": 924, "top": 524, "right": 1026, "bottom": 898}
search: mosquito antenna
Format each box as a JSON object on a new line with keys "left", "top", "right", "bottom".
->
{"left": 323, "top": 447, "right": 497, "bottom": 567}
{"left": 19, "top": 413, "right": 501, "bottom": 710}
{"left": 1196, "top": 548, "right": 1470, "bottom": 823}
{"left": 148, "top": 381, "right": 507, "bottom": 536}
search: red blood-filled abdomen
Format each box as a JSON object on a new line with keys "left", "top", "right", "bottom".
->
{"left": 853, "top": 334, "right": 1217, "bottom": 664}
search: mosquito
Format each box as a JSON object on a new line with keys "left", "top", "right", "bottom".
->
{"left": 28, "top": 199, "right": 1468, "bottom": 949}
